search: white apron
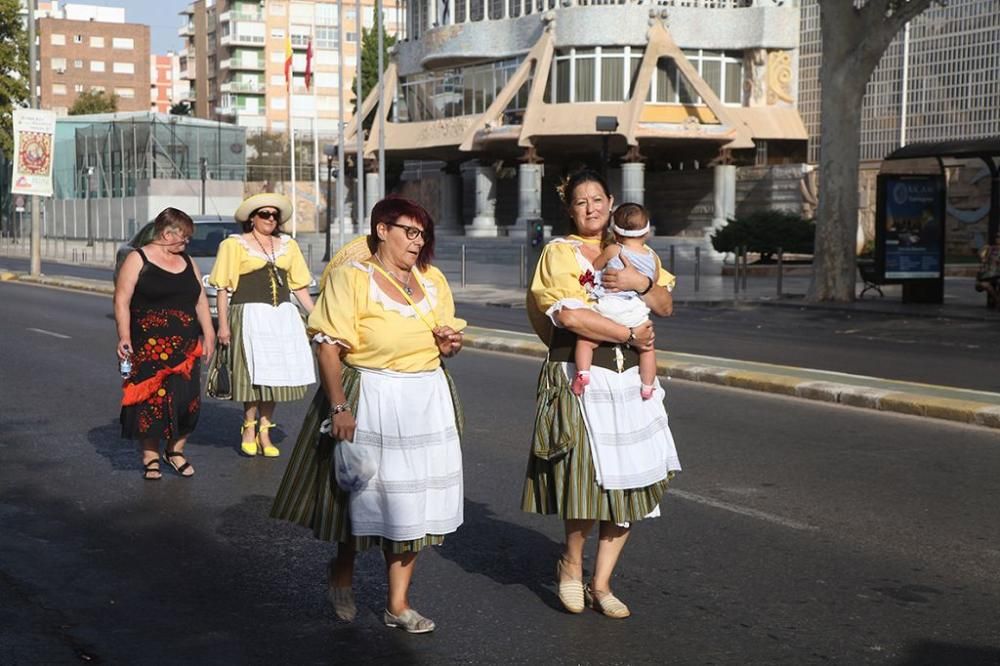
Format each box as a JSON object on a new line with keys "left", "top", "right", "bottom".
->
{"left": 241, "top": 301, "right": 316, "bottom": 387}
{"left": 572, "top": 363, "right": 681, "bottom": 491}
{"left": 348, "top": 367, "right": 464, "bottom": 542}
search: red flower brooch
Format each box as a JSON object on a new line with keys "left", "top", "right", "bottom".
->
{"left": 579, "top": 270, "right": 596, "bottom": 289}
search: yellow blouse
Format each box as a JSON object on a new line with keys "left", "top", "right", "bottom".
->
{"left": 208, "top": 234, "right": 312, "bottom": 292}
{"left": 526, "top": 235, "right": 676, "bottom": 342}
{"left": 308, "top": 261, "right": 468, "bottom": 372}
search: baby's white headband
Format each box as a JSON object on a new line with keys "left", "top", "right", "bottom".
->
{"left": 611, "top": 222, "right": 650, "bottom": 237}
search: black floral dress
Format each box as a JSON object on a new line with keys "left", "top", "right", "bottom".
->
{"left": 120, "top": 249, "right": 204, "bottom": 442}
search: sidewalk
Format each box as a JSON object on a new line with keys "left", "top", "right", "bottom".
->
{"left": 3, "top": 261, "right": 998, "bottom": 432}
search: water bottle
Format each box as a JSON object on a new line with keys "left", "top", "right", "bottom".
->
{"left": 119, "top": 353, "right": 132, "bottom": 378}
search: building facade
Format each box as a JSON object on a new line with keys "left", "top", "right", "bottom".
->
{"left": 346, "top": 0, "right": 807, "bottom": 241}
{"left": 36, "top": 5, "right": 151, "bottom": 114}
{"left": 150, "top": 53, "right": 187, "bottom": 114}
{"left": 178, "top": 0, "right": 403, "bottom": 133}
{"left": 798, "top": 0, "right": 1000, "bottom": 253}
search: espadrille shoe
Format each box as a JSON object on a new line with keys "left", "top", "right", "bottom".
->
{"left": 585, "top": 585, "right": 631, "bottom": 619}
{"left": 556, "top": 558, "right": 585, "bottom": 613}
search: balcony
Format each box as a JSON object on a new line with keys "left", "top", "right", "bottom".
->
{"left": 220, "top": 58, "right": 265, "bottom": 71}
{"left": 220, "top": 32, "right": 266, "bottom": 47}
{"left": 219, "top": 10, "right": 264, "bottom": 23}
{"left": 290, "top": 34, "right": 310, "bottom": 49}
{"left": 220, "top": 80, "right": 265, "bottom": 94}
{"left": 178, "top": 22, "right": 194, "bottom": 37}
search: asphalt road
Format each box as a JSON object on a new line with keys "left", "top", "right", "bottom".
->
{"left": 3, "top": 257, "right": 997, "bottom": 393}
{"left": 1, "top": 281, "right": 999, "bottom": 665}
{"left": 458, "top": 302, "right": 999, "bottom": 393}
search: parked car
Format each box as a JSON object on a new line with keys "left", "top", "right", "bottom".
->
{"left": 113, "top": 215, "right": 319, "bottom": 316}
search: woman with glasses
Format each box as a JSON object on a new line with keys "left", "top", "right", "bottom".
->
{"left": 114, "top": 207, "right": 216, "bottom": 479}
{"left": 271, "top": 196, "right": 466, "bottom": 634}
{"left": 208, "top": 193, "right": 316, "bottom": 457}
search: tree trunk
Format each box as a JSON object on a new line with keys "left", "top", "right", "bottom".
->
{"left": 808, "top": 67, "right": 867, "bottom": 302}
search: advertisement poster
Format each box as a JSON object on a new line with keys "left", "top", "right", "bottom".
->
{"left": 11, "top": 108, "right": 57, "bottom": 198}
{"left": 880, "top": 175, "right": 944, "bottom": 280}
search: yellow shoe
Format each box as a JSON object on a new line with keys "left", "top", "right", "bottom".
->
{"left": 240, "top": 420, "right": 259, "bottom": 456}
{"left": 259, "top": 422, "right": 280, "bottom": 458}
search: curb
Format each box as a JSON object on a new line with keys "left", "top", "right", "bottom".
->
{"left": 7, "top": 272, "right": 997, "bottom": 431}
{"left": 462, "top": 329, "right": 1000, "bottom": 432}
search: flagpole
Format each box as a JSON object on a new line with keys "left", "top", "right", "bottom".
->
{"left": 287, "top": 32, "right": 297, "bottom": 238}
{"left": 355, "top": 0, "right": 364, "bottom": 227}
{"left": 337, "top": 0, "right": 347, "bottom": 245}
{"left": 376, "top": 0, "right": 385, "bottom": 199}
{"left": 307, "top": 17, "right": 319, "bottom": 241}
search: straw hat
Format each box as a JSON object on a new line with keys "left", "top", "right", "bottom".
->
{"left": 234, "top": 193, "right": 293, "bottom": 223}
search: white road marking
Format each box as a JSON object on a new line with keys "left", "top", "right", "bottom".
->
{"left": 671, "top": 489, "right": 819, "bottom": 532}
{"left": 26, "top": 327, "right": 71, "bottom": 339}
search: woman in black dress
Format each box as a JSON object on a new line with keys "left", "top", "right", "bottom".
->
{"left": 114, "top": 208, "right": 216, "bottom": 479}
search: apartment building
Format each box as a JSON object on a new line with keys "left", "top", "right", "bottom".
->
{"left": 150, "top": 53, "right": 188, "bottom": 113}
{"left": 36, "top": 4, "right": 151, "bottom": 114}
{"left": 179, "top": 0, "right": 402, "bottom": 133}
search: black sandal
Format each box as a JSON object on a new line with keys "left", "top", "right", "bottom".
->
{"left": 142, "top": 459, "right": 162, "bottom": 481}
{"left": 162, "top": 451, "right": 194, "bottom": 478}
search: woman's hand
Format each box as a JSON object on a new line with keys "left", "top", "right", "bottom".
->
{"left": 116, "top": 338, "right": 132, "bottom": 361}
{"left": 629, "top": 320, "right": 655, "bottom": 351}
{"left": 333, "top": 411, "right": 357, "bottom": 443}
{"left": 202, "top": 330, "right": 216, "bottom": 364}
{"left": 217, "top": 323, "right": 231, "bottom": 346}
{"left": 433, "top": 326, "right": 464, "bottom": 357}
{"left": 602, "top": 253, "right": 651, "bottom": 294}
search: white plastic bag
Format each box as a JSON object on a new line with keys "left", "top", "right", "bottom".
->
{"left": 333, "top": 440, "right": 378, "bottom": 492}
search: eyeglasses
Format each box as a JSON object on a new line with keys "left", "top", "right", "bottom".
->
{"left": 255, "top": 210, "right": 280, "bottom": 221}
{"left": 388, "top": 222, "right": 428, "bottom": 241}
{"left": 168, "top": 229, "right": 191, "bottom": 243}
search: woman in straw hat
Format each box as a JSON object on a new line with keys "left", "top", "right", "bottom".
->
{"left": 207, "top": 193, "right": 316, "bottom": 457}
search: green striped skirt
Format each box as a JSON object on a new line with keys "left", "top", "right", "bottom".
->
{"left": 211, "top": 303, "right": 309, "bottom": 403}
{"left": 270, "top": 364, "right": 465, "bottom": 554}
{"left": 521, "top": 360, "right": 670, "bottom": 522}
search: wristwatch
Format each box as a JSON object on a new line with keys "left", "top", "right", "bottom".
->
{"left": 625, "top": 327, "right": 636, "bottom": 345}
{"left": 331, "top": 402, "right": 351, "bottom": 415}
{"left": 639, "top": 276, "right": 655, "bottom": 296}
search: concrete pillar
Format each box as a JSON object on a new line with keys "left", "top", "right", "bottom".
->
{"left": 621, "top": 161, "right": 645, "bottom": 209}
{"left": 364, "top": 171, "right": 380, "bottom": 226}
{"left": 706, "top": 164, "right": 737, "bottom": 252}
{"left": 437, "top": 166, "right": 463, "bottom": 235}
{"left": 462, "top": 161, "right": 498, "bottom": 237}
{"left": 711, "top": 164, "right": 736, "bottom": 228}
{"left": 509, "top": 162, "right": 542, "bottom": 239}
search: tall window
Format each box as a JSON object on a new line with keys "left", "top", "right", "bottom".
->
{"left": 400, "top": 57, "right": 528, "bottom": 122}
{"left": 647, "top": 50, "right": 744, "bottom": 105}
{"left": 549, "top": 47, "right": 643, "bottom": 103}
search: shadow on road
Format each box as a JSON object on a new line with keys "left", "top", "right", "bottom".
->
{"left": 896, "top": 639, "right": 1000, "bottom": 665}
{"left": 438, "top": 499, "right": 564, "bottom": 613}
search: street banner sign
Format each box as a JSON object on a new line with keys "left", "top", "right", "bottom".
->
{"left": 11, "top": 108, "right": 57, "bottom": 198}
{"left": 876, "top": 174, "right": 946, "bottom": 281}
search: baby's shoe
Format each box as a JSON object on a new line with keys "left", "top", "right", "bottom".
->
{"left": 640, "top": 383, "right": 656, "bottom": 400}
{"left": 571, "top": 371, "right": 591, "bottom": 397}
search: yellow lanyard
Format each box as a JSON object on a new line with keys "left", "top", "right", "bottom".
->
{"left": 368, "top": 263, "right": 439, "bottom": 332}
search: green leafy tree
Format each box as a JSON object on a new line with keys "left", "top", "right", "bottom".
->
{"left": 0, "top": 0, "right": 29, "bottom": 159}
{"left": 169, "top": 101, "right": 192, "bottom": 116}
{"left": 809, "top": 0, "right": 940, "bottom": 301}
{"left": 350, "top": 13, "right": 397, "bottom": 127}
{"left": 68, "top": 90, "right": 119, "bottom": 115}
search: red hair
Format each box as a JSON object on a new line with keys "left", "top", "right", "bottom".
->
{"left": 366, "top": 195, "right": 436, "bottom": 270}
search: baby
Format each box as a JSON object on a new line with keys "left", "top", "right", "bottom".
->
{"left": 573, "top": 203, "right": 660, "bottom": 400}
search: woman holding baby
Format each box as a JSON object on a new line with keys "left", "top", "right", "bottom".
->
{"left": 522, "top": 168, "right": 682, "bottom": 619}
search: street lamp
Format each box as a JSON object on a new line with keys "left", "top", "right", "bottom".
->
{"left": 85, "top": 166, "right": 95, "bottom": 247}
{"left": 596, "top": 115, "right": 619, "bottom": 178}
{"left": 322, "top": 143, "right": 339, "bottom": 262}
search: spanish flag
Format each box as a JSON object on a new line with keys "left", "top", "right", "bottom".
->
{"left": 284, "top": 35, "right": 293, "bottom": 91}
